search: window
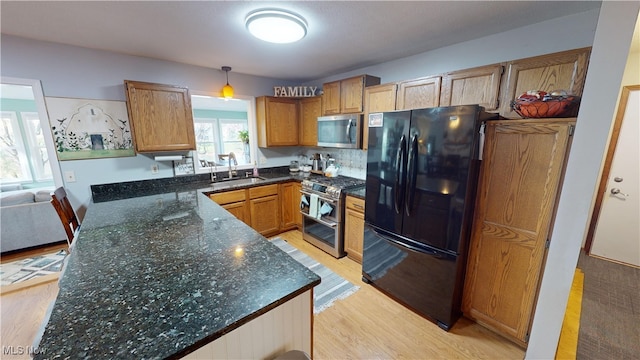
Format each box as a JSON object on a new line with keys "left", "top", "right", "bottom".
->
{"left": 0, "top": 79, "right": 61, "bottom": 191}
{"left": 191, "top": 95, "right": 253, "bottom": 173}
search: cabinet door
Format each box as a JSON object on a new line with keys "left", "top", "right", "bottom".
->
{"left": 124, "top": 80, "right": 196, "bottom": 152}
{"left": 344, "top": 196, "right": 365, "bottom": 263}
{"left": 222, "top": 201, "right": 249, "bottom": 225}
{"left": 340, "top": 76, "right": 366, "bottom": 114}
{"left": 363, "top": 83, "right": 397, "bottom": 150}
{"left": 280, "top": 182, "right": 298, "bottom": 230}
{"left": 293, "top": 182, "right": 302, "bottom": 227}
{"left": 396, "top": 76, "right": 442, "bottom": 110}
{"left": 299, "top": 97, "right": 322, "bottom": 146}
{"left": 462, "top": 119, "right": 575, "bottom": 346}
{"left": 322, "top": 81, "right": 341, "bottom": 115}
{"left": 256, "top": 97, "right": 299, "bottom": 147}
{"left": 250, "top": 195, "right": 280, "bottom": 236}
{"left": 440, "top": 64, "right": 503, "bottom": 110}
{"left": 499, "top": 47, "right": 591, "bottom": 118}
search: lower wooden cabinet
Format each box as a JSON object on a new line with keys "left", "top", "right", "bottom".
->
{"left": 344, "top": 195, "right": 365, "bottom": 263}
{"left": 249, "top": 195, "right": 280, "bottom": 237}
{"left": 280, "top": 182, "right": 302, "bottom": 231}
{"left": 222, "top": 201, "right": 249, "bottom": 225}
{"left": 462, "top": 118, "right": 575, "bottom": 347}
{"left": 209, "top": 190, "right": 249, "bottom": 226}
{"left": 210, "top": 182, "right": 304, "bottom": 237}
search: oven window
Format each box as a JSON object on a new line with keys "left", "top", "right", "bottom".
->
{"left": 303, "top": 217, "right": 336, "bottom": 248}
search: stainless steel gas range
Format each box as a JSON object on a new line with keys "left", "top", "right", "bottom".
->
{"left": 299, "top": 176, "right": 365, "bottom": 258}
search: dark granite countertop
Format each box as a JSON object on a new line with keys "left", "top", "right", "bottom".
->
{"left": 35, "top": 187, "right": 320, "bottom": 359}
{"left": 344, "top": 185, "right": 366, "bottom": 200}
{"left": 90, "top": 167, "right": 322, "bottom": 203}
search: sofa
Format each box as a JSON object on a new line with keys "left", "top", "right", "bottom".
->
{"left": 1, "top": 188, "right": 67, "bottom": 253}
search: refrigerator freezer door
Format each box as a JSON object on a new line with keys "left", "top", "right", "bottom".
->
{"left": 401, "top": 105, "right": 482, "bottom": 253}
{"left": 362, "top": 224, "right": 461, "bottom": 330}
{"left": 365, "top": 110, "right": 411, "bottom": 235}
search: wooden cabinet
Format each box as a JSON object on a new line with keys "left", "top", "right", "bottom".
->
{"left": 249, "top": 184, "right": 280, "bottom": 236}
{"left": 344, "top": 195, "right": 365, "bottom": 263}
{"left": 499, "top": 47, "right": 591, "bottom": 118}
{"left": 298, "top": 97, "right": 322, "bottom": 146}
{"left": 209, "top": 190, "right": 249, "bottom": 225}
{"left": 396, "top": 76, "right": 442, "bottom": 110}
{"left": 280, "top": 182, "right": 302, "bottom": 231}
{"left": 322, "top": 75, "right": 381, "bottom": 115}
{"left": 462, "top": 118, "right": 575, "bottom": 347}
{"left": 256, "top": 97, "right": 299, "bottom": 147}
{"left": 363, "top": 83, "right": 397, "bottom": 150}
{"left": 440, "top": 64, "right": 503, "bottom": 111}
{"left": 124, "top": 80, "right": 196, "bottom": 152}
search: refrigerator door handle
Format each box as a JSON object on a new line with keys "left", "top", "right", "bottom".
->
{"left": 370, "top": 225, "right": 440, "bottom": 257}
{"left": 478, "top": 123, "right": 486, "bottom": 161}
{"left": 405, "top": 134, "right": 419, "bottom": 216}
{"left": 394, "top": 135, "right": 407, "bottom": 214}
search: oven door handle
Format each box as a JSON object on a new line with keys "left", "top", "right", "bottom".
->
{"left": 300, "top": 212, "right": 338, "bottom": 228}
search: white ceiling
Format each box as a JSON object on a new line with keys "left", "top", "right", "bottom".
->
{"left": 0, "top": 1, "right": 603, "bottom": 82}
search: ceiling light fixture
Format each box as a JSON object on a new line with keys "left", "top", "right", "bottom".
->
{"left": 221, "top": 66, "right": 233, "bottom": 99}
{"left": 245, "top": 9, "right": 308, "bottom": 44}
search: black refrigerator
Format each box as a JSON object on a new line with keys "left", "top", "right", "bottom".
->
{"left": 362, "top": 105, "right": 493, "bottom": 330}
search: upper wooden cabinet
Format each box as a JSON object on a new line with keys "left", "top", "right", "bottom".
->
{"left": 298, "top": 96, "right": 322, "bottom": 146}
{"left": 499, "top": 47, "right": 591, "bottom": 118}
{"left": 396, "top": 76, "right": 442, "bottom": 110}
{"left": 256, "top": 96, "right": 299, "bottom": 147}
{"left": 124, "top": 80, "right": 196, "bottom": 152}
{"left": 363, "top": 83, "right": 398, "bottom": 150}
{"left": 462, "top": 118, "right": 576, "bottom": 347}
{"left": 440, "top": 64, "right": 503, "bottom": 111}
{"left": 322, "top": 75, "right": 381, "bottom": 115}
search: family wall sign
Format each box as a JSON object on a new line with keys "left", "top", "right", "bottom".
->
{"left": 273, "top": 86, "right": 319, "bottom": 97}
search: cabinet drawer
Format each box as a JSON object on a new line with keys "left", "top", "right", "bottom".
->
{"left": 209, "top": 189, "right": 246, "bottom": 204}
{"left": 346, "top": 196, "right": 365, "bottom": 213}
{"left": 249, "top": 184, "right": 279, "bottom": 198}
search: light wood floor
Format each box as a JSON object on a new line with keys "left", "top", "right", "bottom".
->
{"left": 275, "top": 230, "right": 525, "bottom": 359}
{"left": 1, "top": 233, "right": 525, "bottom": 359}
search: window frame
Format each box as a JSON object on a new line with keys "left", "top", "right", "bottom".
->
{"left": 190, "top": 92, "right": 257, "bottom": 175}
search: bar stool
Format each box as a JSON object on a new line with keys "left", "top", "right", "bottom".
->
{"left": 50, "top": 187, "right": 81, "bottom": 249}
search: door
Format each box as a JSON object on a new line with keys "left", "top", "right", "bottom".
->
{"left": 588, "top": 85, "right": 640, "bottom": 267}
{"left": 364, "top": 110, "right": 411, "bottom": 234}
{"left": 402, "top": 106, "right": 481, "bottom": 253}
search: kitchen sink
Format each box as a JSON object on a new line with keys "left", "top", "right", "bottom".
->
{"left": 209, "top": 176, "right": 266, "bottom": 191}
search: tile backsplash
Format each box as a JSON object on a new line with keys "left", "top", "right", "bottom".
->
{"left": 301, "top": 148, "right": 367, "bottom": 180}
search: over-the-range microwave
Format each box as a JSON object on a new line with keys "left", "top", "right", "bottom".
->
{"left": 317, "top": 114, "right": 362, "bottom": 149}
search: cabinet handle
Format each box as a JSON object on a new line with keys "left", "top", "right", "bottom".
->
{"left": 352, "top": 204, "right": 364, "bottom": 210}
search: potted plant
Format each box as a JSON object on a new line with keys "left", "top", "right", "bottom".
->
{"left": 238, "top": 130, "right": 249, "bottom": 144}
{"left": 238, "top": 130, "right": 250, "bottom": 161}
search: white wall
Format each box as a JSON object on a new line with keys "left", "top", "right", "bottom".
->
{"left": 310, "top": 9, "right": 599, "bottom": 85}
{"left": 527, "top": 2, "right": 640, "bottom": 358}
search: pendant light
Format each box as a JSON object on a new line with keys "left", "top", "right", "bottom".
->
{"left": 221, "top": 66, "right": 233, "bottom": 99}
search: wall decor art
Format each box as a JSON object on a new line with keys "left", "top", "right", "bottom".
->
{"left": 45, "top": 97, "right": 135, "bottom": 160}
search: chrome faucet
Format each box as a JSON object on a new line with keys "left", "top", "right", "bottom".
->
{"left": 228, "top": 152, "right": 238, "bottom": 178}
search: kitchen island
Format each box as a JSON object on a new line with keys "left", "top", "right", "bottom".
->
{"left": 34, "top": 184, "right": 320, "bottom": 359}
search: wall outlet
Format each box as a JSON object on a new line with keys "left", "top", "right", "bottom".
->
{"left": 64, "top": 170, "right": 76, "bottom": 183}
{"left": 151, "top": 164, "right": 159, "bottom": 174}
{"left": 259, "top": 156, "right": 267, "bottom": 165}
